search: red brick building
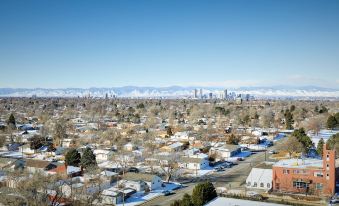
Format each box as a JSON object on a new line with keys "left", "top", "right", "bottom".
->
{"left": 272, "top": 145, "right": 336, "bottom": 196}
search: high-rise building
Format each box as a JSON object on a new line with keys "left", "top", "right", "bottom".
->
{"left": 200, "top": 89, "right": 203, "bottom": 99}
{"left": 194, "top": 89, "right": 198, "bottom": 98}
{"left": 224, "top": 89, "right": 228, "bottom": 100}
{"left": 209, "top": 92, "right": 213, "bottom": 99}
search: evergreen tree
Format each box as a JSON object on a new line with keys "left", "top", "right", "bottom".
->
{"left": 327, "top": 133, "right": 339, "bottom": 156}
{"left": 284, "top": 109, "right": 294, "bottom": 130}
{"left": 7, "top": 113, "right": 16, "bottom": 129}
{"left": 327, "top": 115, "right": 337, "bottom": 129}
{"left": 292, "top": 128, "right": 314, "bottom": 154}
{"left": 180, "top": 193, "right": 193, "bottom": 206}
{"left": 334, "top": 112, "right": 339, "bottom": 124}
{"left": 191, "top": 182, "right": 217, "bottom": 206}
{"left": 65, "top": 148, "right": 81, "bottom": 167}
{"left": 290, "top": 105, "right": 296, "bottom": 112}
{"left": 317, "top": 138, "right": 324, "bottom": 157}
{"left": 170, "top": 200, "right": 181, "bottom": 206}
{"left": 80, "top": 147, "right": 97, "bottom": 169}
{"left": 314, "top": 106, "right": 319, "bottom": 113}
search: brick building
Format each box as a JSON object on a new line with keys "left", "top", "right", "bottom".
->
{"left": 272, "top": 145, "right": 335, "bottom": 196}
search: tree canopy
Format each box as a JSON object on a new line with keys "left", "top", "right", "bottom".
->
{"left": 80, "top": 147, "right": 97, "bottom": 169}
{"left": 292, "top": 128, "right": 313, "bottom": 154}
{"left": 65, "top": 148, "right": 81, "bottom": 167}
{"left": 191, "top": 182, "right": 217, "bottom": 206}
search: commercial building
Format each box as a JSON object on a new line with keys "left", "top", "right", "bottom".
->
{"left": 272, "top": 145, "right": 335, "bottom": 196}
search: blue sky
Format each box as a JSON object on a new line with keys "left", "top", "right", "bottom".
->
{"left": 0, "top": 0, "right": 338, "bottom": 88}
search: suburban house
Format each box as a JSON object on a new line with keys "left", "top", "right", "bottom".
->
{"left": 101, "top": 187, "right": 135, "bottom": 205}
{"left": 160, "top": 142, "right": 184, "bottom": 152}
{"left": 93, "top": 149, "right": 114, "bottom": 162}
{"left": 209, "top": 144, "right": 241, "bottom": 160}
{"left": 61, "top": 139, "right": 73, "bottom": 148}
{"left": 19, "top": 144, "right": 36, "bottom": 155}
{"left": 123, "top": 172, "right": 163, "bottom": 191}
{"left": 272, "top": 145, "right": 335, "bottom": 196}
{"left": 179, "top": 156, "right": 209, "bottom": 170}
{"left": 25, "top": 159, "right": 51, "bottom": 173}
{"left": 246, "top": 162, "right": 273, "bottom": 191}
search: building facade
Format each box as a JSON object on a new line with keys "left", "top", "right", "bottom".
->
{"left": 272, "top": 145, "right": 335, "bottom": 196}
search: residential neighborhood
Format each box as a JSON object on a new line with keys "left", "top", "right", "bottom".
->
{"left": 0, "top": 97, "right": 338, "bottom": 205}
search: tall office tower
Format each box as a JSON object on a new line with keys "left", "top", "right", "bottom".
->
{"left": 209, "top": 92, "right": 213, "bottom": 99}
{"left": 224, "top": 89, "right": 228, "bottom": 100}
{"left": 200, "top": 89, "right": 203, "bottom": 99}
{"left": 194, "top": 89, "right": 198, "bottom": 98}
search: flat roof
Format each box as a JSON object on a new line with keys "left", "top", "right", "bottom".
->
{"left": 205, "top": 197, "right": 287, "bottom": 206}
{"left": 273, "top": 158, "right": 322, "bottom": 169}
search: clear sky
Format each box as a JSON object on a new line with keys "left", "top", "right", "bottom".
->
{"left": 0, "top": 0, "right": 338, "bottom": 88}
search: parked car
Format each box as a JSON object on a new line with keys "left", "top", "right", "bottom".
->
{"left": 127, "top": 167, "right": 139, "bottom": 173}
{"left": 214, "top": 167, "right": 225, "bottom": 172}
{"left": 268, "top": 150, "right": 277, "bottom": 154}
{"left": 163, "top": 190, "right": 174, "bottom": 196}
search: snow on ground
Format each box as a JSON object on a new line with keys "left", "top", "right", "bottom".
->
{"left": 116, "top": 182, "right": 181, "bottom": 206}
{"left": 308, "top": 130, "right": 338, "bottom": 147}
{"left": 273, "top": 133, "right": 286, "bottom": 142}
{"left": 187, "top": 166, "right": 214, "bottom": 177}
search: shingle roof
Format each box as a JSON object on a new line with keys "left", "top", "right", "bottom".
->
{"left": 25, "top": 159, "right": 50, "bottom": 169}
{"left": 123, "top": 172, "right": 160, "bottom": 182}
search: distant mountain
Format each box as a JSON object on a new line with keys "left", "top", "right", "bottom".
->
{"left": 0, "top": 86, "right": 338, "bottom": 99}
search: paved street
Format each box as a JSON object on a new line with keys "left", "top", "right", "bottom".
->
{"left": 142, "top": 150, "right": 274, "bottom": 206}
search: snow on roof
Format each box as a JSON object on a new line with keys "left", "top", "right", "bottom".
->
{"left": 168, "top": 142, "right": 183, "bottom": 149}
{"left": 205, "top": 197, "right": 286, "bottom": 206}
{"left": 93, "top": 149, "right": 112, "bottom": 155}
{"left": 246, "top": 168, "right": 272, "bottom": 184}
{"left": 67, "top": 166, "right": 81, "bottom": 174}
{"left": 100, "top": 170, "right": 118, "bottom": 177}
{"left": 273, "top": 158, "right": 323, "bottom": 169}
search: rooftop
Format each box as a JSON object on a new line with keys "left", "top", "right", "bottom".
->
{"left": 273, "top": 158, "right": 323, "bottom": 169}
{"left": 124, "top": 172, "right": 160, "bottom": 182}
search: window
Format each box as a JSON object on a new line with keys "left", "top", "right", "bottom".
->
{"left": 267, "top": 183, "right": 270, "bottom": 188}
{"left": 283, "top": 169, "right": 290, "bottom": 174}
{"left": 247, "top": 182, "right": 251, "bottom": 186}
{"left": 260, "top": 183, "right": 264, "bottom": 188}
{"left": 253, "top": 182, "right": 257, "bottom": 187}
{"left": 314, "top": 172, "right": 323, "bottom": 177}
{"left": 315, "top": 183, "right": 323, "bottom": 190}
{"left": 293, "top": 170, "right": 300, "bottom": 174}
{"left": 293, "top": 181, "right": 309, "bottom": 189}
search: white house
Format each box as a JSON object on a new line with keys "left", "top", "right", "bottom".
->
{"left": 61, "top": 138, "right": 73, "bottom": 148}
{"left": 101, "top": 187, "right": 135, "bottom": 205}
{"left": 179, "top": 156, "right": 209, "bottom": 170}
{"left": 123, "top": 172, "right": 163, "bottom": 191}
{"left": 209, "top": 144, "right": 241, "bottom": 160}
{"left": 171, "top": 131, "right": 193, "bottom": 141}
{"left": 19, "top": 144, "right": 35, "bottom": 155}
{"left": 123, "top": 142, "right": 135, "bottom": 151}
{"left": 101, "top": 187, "right": 123, "bottom": 205}
{"left": 93, "top": 149, "right": 114, "bottom": 162}
{"left": 246, "top": 163, "right": 273, "bottom": 191}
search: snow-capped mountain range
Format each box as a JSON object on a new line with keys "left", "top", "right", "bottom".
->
{"left": 0, "top": 86, "right": 338, "bottom": 99}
